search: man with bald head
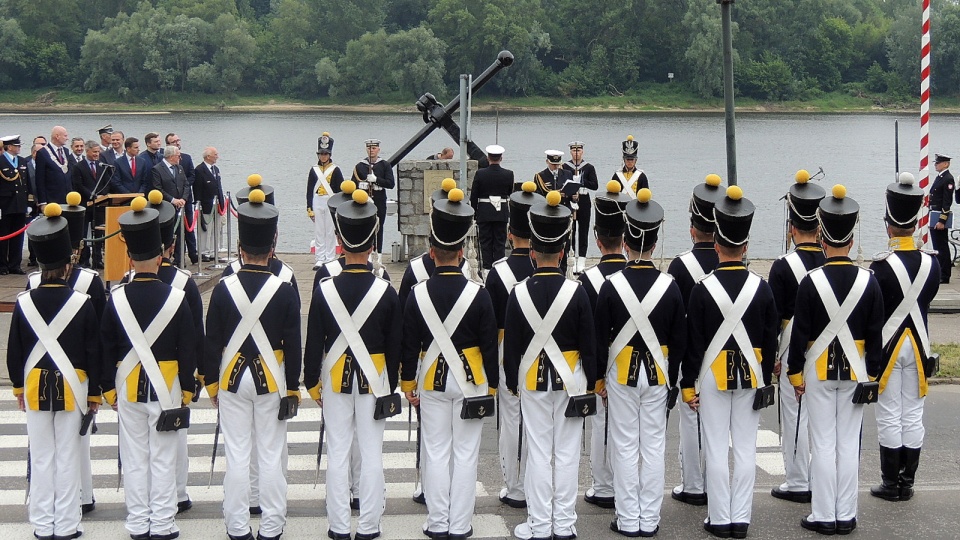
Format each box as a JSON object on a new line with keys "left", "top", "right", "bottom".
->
{"left": 194, "top": 147, "right": 224, "bottom": 262}
{"left": 34, "top": 126, "right": 73, "bottom": 208}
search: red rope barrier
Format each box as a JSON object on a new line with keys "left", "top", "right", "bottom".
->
{"left": 217, "top": 200, "right": 227, "bottom": 216}
{"left": 229, "top": 205, "right": 238, "bottom": 218}
{"left": 0, "top": 223, "right": 29, "bottom": 241}
{"left": 183, "top": 209, "right": 200, "bottom": 233}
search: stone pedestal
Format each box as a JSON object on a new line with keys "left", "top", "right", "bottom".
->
{"left": 397, "top": 160, "right": 478, "bottom": 260}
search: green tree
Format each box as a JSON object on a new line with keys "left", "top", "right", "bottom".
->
{"left": 885, "top": 6, "right": 919, "bottom": 96}
{"left": 159, "top": 0, "right": 240, "bottom": 22}
{"left": 738, "top": 53, "right": 796, "bottom": 101}
{"left": 0, "top": 19, "right": 28, "bottom": 88}
{"left": 682, "top": 0, "right": 733, "bottom": 98}
{"left": 803, "top": 17, "right": 855, "bottom": 91}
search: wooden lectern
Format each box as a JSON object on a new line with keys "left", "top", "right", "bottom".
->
{"left": 94, "top": 194, "right": 143, "bottom": 282}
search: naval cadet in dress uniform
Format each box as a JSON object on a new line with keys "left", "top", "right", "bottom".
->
{"left": 26, "top": 192, "right": 107, "bottom": 518}
{"left": 204, "top": 189, "right": 302, "bottom": 540}
{"left": 9, "top": 203, "right": 101, "bottom": 540}
{"left": 597, "top": 188, "right": 686, "bottom": 538}
{"left": 533, "top": 152, "right": 575, "bottom": 274}
{"left": 929, "top": 153, "right": 953, "bottom": 283}
{"left": 681, "top": 186, "right": 778, "bottom": 539}
{"left": 486, "top": 181, "right": 544, "bottom": 510}
{"left": 101, "top": 197, "right": 198, "bottom": 540}
{"left": 305, "top": 188, "right": 402, "bottom": 540}
{"left": 869, "top": 173, "right": 940, "bottom": 503}
{"left": 307, "top": 132, "right": 344, "bottom": 269}
{"left": 788, "top": 185, "right": 884, "bottom": 536}
{"left": 579, "top": 180, "right": 631, "bottom": 511}
{"left": 611, "top": 136, "right": 648, "bottom": 199}
{"left": 667, "top": 174, "right": 723, "bottom": 506}
{"left": 768, "top": 170, "right": 825, "bottom": 504}
{"left": 563, "top": 141, "right": 599, "bottom": 274}
{"left": 401, "top": 188, "right": 499, "bottom": 540}
{"left": 503, "top": 190, "right": 597, "bottom": 540}
{"left": 352, "top": 139, "right": 395, "bottom": 265}
{"left": 469, "top": 144, "right": 513, "bottom": 271}
{"left": 0, "top": 135, "right": 30, "bottom": 274}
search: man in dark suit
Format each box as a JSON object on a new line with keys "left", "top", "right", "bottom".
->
{"left": 151, "top": 145, "right": 192, "bottom": 266}
{"left": 166, "top": 133, "right": 197, "bottom": 264}
{"left": 469, "top": 144, "right": 513, "bottom": 270}
{"left": 930, "top": 153, "right": 954, "bottom": 283}
{"left": 68, "top": 137, "right": 85, "bottom": 166}
{"left": 194, "top": 147, "right": 224, "bottom": 261}
{"left": 35, "top": 126, "right": 72, "bottom": 209}
{"left": 112, "top": 137, "right": 142, "bottom": 194}
{"left": 0, "top": 135, "right": 29, "bottom": 274}
{"left": 71, "top": 140, "right": 112, "bottom": 268}
{"left": 137, "top": 132, "right": 164, "bottom": 192}
{"left": 108, "top": 131, "right": 126, "bottom": 163}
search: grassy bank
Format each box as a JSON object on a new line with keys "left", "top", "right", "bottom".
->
{"left": 0, "top": 88, "right": 955, "bottom": 114}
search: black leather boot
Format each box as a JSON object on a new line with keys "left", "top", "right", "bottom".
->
{"left": 899, "top": 446, "right": 921, "bottom": 501}
{"left": 870, "top": 445, "right": 901, "bottom": 501}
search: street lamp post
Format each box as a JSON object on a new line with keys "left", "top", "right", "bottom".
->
{"left": 718, "top": 0, "right": 738, "bottom": 186}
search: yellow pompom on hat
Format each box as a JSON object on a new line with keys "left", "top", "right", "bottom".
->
{"left": 528, "top": 189, "right": 572, "bottom": 254}
{"left": 117, "top": 196, "right": 163, "bottom": 262}
{"left": 441, "top": 178, "right": 457, "bottom": 192}
{"left": 691, "top": 174, "right": 725, "bottom": 233}
{"left": 546, "top": 190, "right": 562, "bottom": 206}
{"left": 430, "top": 186, "right": 474, "bottom": 249}
{"left": 795, "top": 169, "right": 811, "bottom": 184}
{"left": 448, "top": 188, "right": 464, "bottom": 203}
{"left": 606, "top": 180, "right": 622, "bottom": 193}
{"left": 595, "top": 179, "right": 631, "bottom": 236}
{"left": 637, "top": 187, "right": 652, "bottom": 203}
{"left": 713, "top": 183, "right": 755, "bottom": 248}
{"left": 624, "top": 185, "right": 664, "bottom": 253}
{"left": 65, "top": 192, "right": 81, "bottom": 207}
{"left": 130, "top": 196, "right": 147, "bottom": 212}
{"left": 247, "top": 174, "right": 262, "bottom": 187}
{"left": 832, "top": 184, "right": 846, "bottom": 199}
{"left": 237, "top": 173, "right": 274, "bottom": 205}
{"left": 148, "top": 190, "right": 164, "bottom": 205}
{"left": 818, "top": 184, "right": 859, "bottom": 247}
{"left": 522, "top": 181, "right": 536, "bottom": 193}
{"left": 248, "top": 189, "right": 266, "bottom": 204}
{"left": 787, "top": 170, "right": 826, "bottom": 230}
{"left": 510, "top": 181, "right": 547, "bottom": 239}
{"left": 341, "top": 180, "right": 357, "bottom": 194}
{"left": 29, "top": 203, "right": 73, "bottom": 270}
{"left": 352, "top": 189, "right": 369, "bottom": 205}
{"left": 335, "top": 188, "right": 377, "bottom": 253}
{"left": 726, "top": 185, "right": 743, "bottom": 201}
{"left": 44, "top": 203, "right": 62, "bottom": 217}
{"left": 705, "top": 174, "right": 722, "bottom": 187}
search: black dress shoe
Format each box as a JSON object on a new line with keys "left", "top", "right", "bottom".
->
{"left": 584, "top": 492, "right": 616, "bottom": 509}
{"left": 423, "top": 529, "right": 448, "bottom": 539}
{"left": 256, "top": 533, "right": 281, "bottom": 540}
{"left": 350, "top": 497, "right": 360, "bottom": 510}
{"left": 800, "top": 517, "right": 836, "bottom": 535}
{"left": 326, "top": 531, "right": 349, "bottom": 540}
{"left": 552, "top": 534, "right": 576, "bottom": 540}
{"left": 356, "top": 531, "right": 381, "bottom": 540}
{"left": 703, "top": 520, "right": 732, "bottom": 538}
{"left": 413, "top": 491, "right": 426, "bottom": 505}
{"left": 672, "top": 490, "right": 707, "bottom": 506}
{"left": 202, "top": 254, "right": 215, "bottom": 262}
{"left": 228, "top": 531, "right": 254, "bottom": 540}
{"left": 149, "top": 533, "right": 179, "bottom": 540}
{"left": 835, "top": 518, "right": 857, "bottom": 535}
{"left": 870, "top": 483, "right": 900, "bottom": 501}
{"left": 81, "top": 501, "right": 96, "bottom": 514}
{"left": 33, "top": 533, "right": 53, "bottom": 540}
{"left": 609, "top": 520, "right": 643, "bottom": 538}
{"left": 176, "top": 499, "right": 192, "bottom": 514}
{"left": 0, "top": 268, "right": 9, "bottom": 275}
{"left": 447, "top": 526, "right": 472, "bottom": 540}
{"left": 771, "top": 486, "right": 812, "bottom": 503}
{"left": 53, "top": 531, "right": 83, "bottom": 540}
{"left": 9, "top": 267, "right": 25, "bottom": 275}
{"left": 27, "top": 259, "right": 38, "bottom": 267}
{"left": 730, "top": 523, "right": 748, "bottom": 539}
{"left": 249, "top": 505, "right": 263, "bottom": 515}
{"left": 498, "top": 493, "right": 527, "bottom": 508}
{"left": 129, "top": 534, "right": 150, "bottom": 540}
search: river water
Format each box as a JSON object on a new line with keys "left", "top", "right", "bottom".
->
{"left": 3, "top": 110, "right": 957, "bottom": 259}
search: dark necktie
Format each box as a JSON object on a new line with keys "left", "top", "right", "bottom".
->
{"left": 89, "top": 162, "right": 96, "bottom": 177}
{"left": 212, "top": 165, "right": 219, "bottom": 179}
{"left": 56, "top": 147, "right": 64, "bottom": 162}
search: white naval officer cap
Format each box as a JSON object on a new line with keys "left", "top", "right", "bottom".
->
{"left": 544, "top": 149, "right": 564, "bottom": 164}
{"left": 486, "top": 144, "right": 505, "bottom": 155}
{"left": 364, "top": 139, "right": 380, "bottom": 147}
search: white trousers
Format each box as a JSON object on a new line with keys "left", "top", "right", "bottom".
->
{"left": 26, "top": 406, "right": 82, "bottom": 537}
{"left": 313, "top": 194, "right": 337, "bottom": 265}
{"left": 778, "top": 364, "right": 810, "bottom": 491}
{"left": 498, "top": 360, "right": 526, "bottom": 500}
{"left": 520, "top": 389, "right": 582, "bottom": 538}
{"left": 676, "top": 394, "right": 705, "bottom": 494}
{"left": 249, "top": 426, "right": 289, "bottom": 507}
{"left": 877, "top": 339, "right": 925, "bottom": 449}
{"left": 588, "top": 396, "right": 614, "bottom": 497}
{"left": 176, "top": 428, "right": 189, "bottom": 503}
{"left": 805, "top": 361, "right": 863, "bottom": 522}
{"left": 420, "top": 383, "right": 485, "bottom": 535}
{"left": 608, "top": 375, "right": 667, "bottom": 533}
{"left": 199, "top": 210, "right": 225, "bottom": 257}
{"left": 322, "top": 385, "right": 386, "bottom": 536}
{"left": 220, "top": 373, "right": 288, "bottom": 538}
{"left": 80, "top": 428, "right": 94, "bottom": 505}
{"left": 699, "top": 371, "right": 760, "bottom": 525}
{"left": 118, "top": 387, "right": 179, "bottom": 537}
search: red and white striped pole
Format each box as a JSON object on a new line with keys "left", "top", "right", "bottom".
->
{"left": 919, "top": 0, "right": 932, "bottom": 246}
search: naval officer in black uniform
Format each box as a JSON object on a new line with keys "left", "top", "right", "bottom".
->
{"left": 0, "top": 135, "right": 30, "bottom": 274}
{"left": 788, "top": 184, "right": 884, "bottom": 536}
{"left": 469, "top": 144, "right": 513, "bottom": 270}
{"left": 563, "top": 141, "right": 599, "bottom": 274}
{"left": 351, "top": 139, "right": 395, "bottom": 264}
{"left": 929, "top": 153, "right": 953, "bottom": 283}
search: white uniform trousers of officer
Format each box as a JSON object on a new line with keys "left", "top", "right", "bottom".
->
{"left": 26, "top": 386, "right": 85, "bottom": 537}
{"left": 322, "top": 383, "right": 387, "bottom": 537}
{"left": 699, "top": 370, "right": 760, "bottom": 526}
{"left": 118, "top": 380, "right": 181, "bottom": 537}
{"left": 176, "top": 427, "right": 190, "bottom": 505}
{"left": 420, "top": 381, "right": 485, "bottom": 536}
{"left": 804, "top": 361, "right": 864, "bottom": 522}
{"left": 675, "top": 399, "right": 705, "bottom": 496}
{"left": 249, "top": 424, "right": 290, "bottom": 509}
{"left": 497, "top": 360, "right": 526, "bottom": 502}
{"left": 877, "top": 337, "right": 924, "bottom": 448}
{"left": 80, "top": 429, "right": 94, "bottom": 506}
{"left": 778, "top": 364, "right": 810, "bottom": 491}
{"left": 313, "top": 193, "right": 337, "bottom": 265}
{"left": 609, "top": 373, "right": 667, "bottom": 533}
{"left": 518, "top": 389, "right": 582, "bottom": 539}
{"left": 220, "top": 371, "right": 288, "bottom": 538}
{"left": 587, "top": 397, "right": 614, "bottom": 499}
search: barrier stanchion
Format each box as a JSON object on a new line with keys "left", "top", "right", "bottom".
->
{"left": 193, "top": 208, "right": 209, "bottom": 278}
{"left": 210, "top": 195, "right": 226, "bottom": 269}
{"left": 225, "top": 191, "right": 235, "bottom": 266}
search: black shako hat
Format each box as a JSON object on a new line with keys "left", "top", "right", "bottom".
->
{"left": 713, "top": 186, "right": 755, "bottom": 248}
{"left": 328, "top": 180, "right": 357, "bottom": 235}
{"left": 317, "top": 132, "right": 334, "bottom": 155}
{"left": 594, "top": 180, "right": 631, "bottom": 237}
{"left": 118, "top": 197, "right": 162, "bottom": 261}
{"left": 61, "top": 192, "right": 86, "bottom": 251}
{"left": 431, "top": 178, "right": 457, "bottom": 204}
{"left": 509, "top": 181, "right": 545, "bottom": 239}
{"left": 28, "top": 204, "right": 73, "bottom": 270}
{"left": 335, "top": 189, "right": 378, "bottom": 253}
{"left": 690, "top": 174, "right": 724, "bottom": 233}
{"left": 622, "top": 135, "right": 639, "bottom": 159}
{"left": 237, "top": 189, "right": 279, "bottom": 253}
{"left": 787, "top": 170, "right": 826, "bottom": 231}
{"left": 624, "top": 188, "right": 664, "bottom": 253}
{"left": 885, "top": 172, "right": 924, "bottom": 228}
{"left": 430, "top": 188, "right": 474, "bottom": 250}
{"left": 147, "top": 190, "right": 177, "bottom": 248}
{"left": 529, "top": 190, "right": 572, "bottom": 254}
{"left": 818, "top": 184, "right": 860, "bottom": 247}
{"left": 236, "top": 174, "right": 275, "bottom": 205}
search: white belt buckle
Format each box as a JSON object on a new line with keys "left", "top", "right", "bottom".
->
{"left": 578, "top": 187, "right": 589, "bottom": 195}
{"left": 358, "top": 181, "right": 370, "bottom": 191}
{"left": 488, "top": 196, "right": 502, "bottom": 211}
